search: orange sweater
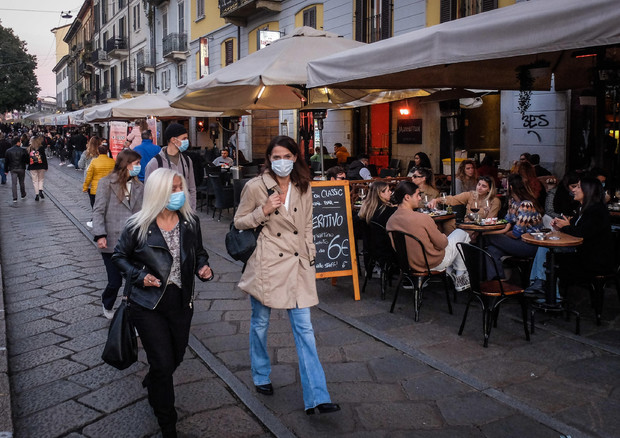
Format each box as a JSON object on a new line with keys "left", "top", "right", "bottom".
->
{"left": 386, "top": 207, "right": 448, "bottom": 272}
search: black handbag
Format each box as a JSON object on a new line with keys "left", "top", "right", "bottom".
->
{"left": 225, "top": 185, "right": 273, "bottom": 264}
{"left": 101, "top": 276, "right": 137, "bottom": 370}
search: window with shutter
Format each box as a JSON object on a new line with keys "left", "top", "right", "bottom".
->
{"left": 355, "top": 0, "right": 391, "bottom": 43}
{"left": 440, "top": 0, "right": 497, "bottom": 23}
{"left": 303, "top": 7, "right": 317, "bottom": 28}
{"left": 225, "top": 40, "right": 234, "bottom": 66}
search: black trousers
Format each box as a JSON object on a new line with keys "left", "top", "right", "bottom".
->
{"left": 129, "top": 285, "right": 193, "bottom": 431}
{"left": 101, "top": 253, "right": 123, "bottom": 310}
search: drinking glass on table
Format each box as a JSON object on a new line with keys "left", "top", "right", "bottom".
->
{"left": 470, "top": 200, "right": 480, "bottom": 222}
{"left": 359, "top": 188, "right": 366, "bottom": 201}
{"left": 439, "top": 192, "right": 447, "bottom": 210}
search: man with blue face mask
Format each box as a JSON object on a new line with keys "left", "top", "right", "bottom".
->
{"left": 144, "top": 123, "right": 197, "bottom": 210}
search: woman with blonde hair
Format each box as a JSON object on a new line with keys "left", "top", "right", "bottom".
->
{"left": 78, "top": 136, "right": 102, "bottom": 179}
{"left": 112, "top": 168, "right": 212, "bottom": 437}
{"left": 358, "top": 181, "right": 395, "bottom": 226}
{"left": 429, "top": 175, "right": 500, "bottom": 220}
{"left": 27, "top": 135, "right": 48, "bottom": 201}
{"left": 455, "top": 159, "right": 477, "bottom": 194}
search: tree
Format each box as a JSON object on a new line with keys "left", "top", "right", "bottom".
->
{"left": 0, "top": 23, "right": 39, "bottom": 113}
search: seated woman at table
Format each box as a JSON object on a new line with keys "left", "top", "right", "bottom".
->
{"left": 358, "top": 181, "right": 396, "bottom": 227}
{"left": 454, "top": 159, "right": 477, "bottom": 194}
{"left": 386, "top": 181, "right": 471, "bottom": 291}
{"left": 484, "top": 173, "right": 543, "bottom": 280}
{"left": 515, "top": 161, "right": 546, "bottom": 207}
{"left": 427, "top": 175, "right": 501, "bottom": 236}
{"left": 545, "top": 171, "right": 579, "bottom": 219}
{"left": 410, "top": 167, "right": 439, "bottom": 203}
{"left": 310, "top": 146, "right": 331, "bottom": 163}
{"left": 407, "top": 152, "right": 432, "bottom": 175}
{"left": 525, "top": 176, "right": 614, "bottom": 296}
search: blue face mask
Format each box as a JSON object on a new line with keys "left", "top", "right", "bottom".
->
{"left": 129, "top": 164, "right": 141, "bottom": 177}
{"left": 166, "top": 191, "right": 186, "bottom": 211}
{"left": 178, "top": 139, "right": 189, "bottom": 152}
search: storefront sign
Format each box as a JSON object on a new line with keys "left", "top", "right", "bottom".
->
{"left": 397, "top": 118, "right": 422, "bottom": 144}
{"left": 109, "top": 121, "right": 128, "bottom": 158}
{"left": 259, "top": 30, "right": 280, "bottom": 50}
{"left": 311, "top": 180, "right": 360, "bottom": 300}
{"left": 200, "top": 37, "right": 209, "bottom": 78}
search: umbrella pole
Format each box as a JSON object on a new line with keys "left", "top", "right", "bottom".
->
{"left": 447, "top": 117, "right": 458, "bottom": 195}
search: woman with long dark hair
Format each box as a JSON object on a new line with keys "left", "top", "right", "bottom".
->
{"left": 234, "top": 135, "right": 340, "bottom": 415}
{"left": 484, "top": 173, "right": 543, "bottom": 280}
{"left": 409, "top": 152, "right": 432, "bottom": 173}
{"left": 526, "top": 176, "right": 614, "bottom": 296}
{"left": 410, "top": 166, "right": 439, "bottom": 202}
{"left": 93, "top": 149, "right": 144, "bottom": 318}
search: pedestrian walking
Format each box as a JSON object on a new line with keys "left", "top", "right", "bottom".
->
{"left": 92, "top": 149, "right": 144, "bottom": 319}
{"left": 78, "top": 136, "right": 102, "bottom": 180}
{"left": 83, "top": 142, "right": 115, "bottom": 208}
{"left": 144, "top": 123, "right": 197, "bottom": 210}
{"left": 4, "top": 134, "right": 29, "bottom": 202}
{"left": 234, "top": 135, "right": 341, "bottom": 415}
{"left": 0, "top": 133, "right": 11, "bottom": 184}
{"left": 133, "top": 130, "right": 160, "bottom": 182}
{"left": 26, "top": 136, "right": 48, "bottom": 201}
{"left": 112, "top": 168, "right": 212, "bottom": 438}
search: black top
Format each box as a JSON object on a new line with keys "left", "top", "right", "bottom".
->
{"left": 560, "top": 202, "right": 614, "bottom": 276}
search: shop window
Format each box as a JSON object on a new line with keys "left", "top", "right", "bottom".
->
{"left": 440, "top": 0, "right": 497, "bottom": 23}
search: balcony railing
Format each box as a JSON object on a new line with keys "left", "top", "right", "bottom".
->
{"left": 105, "top": 37, "right": 128, "bottom": 54}
{"left": 218, "top": 0, "right": 281, "bottom": 25}
{"left": 136, "top": 50, "right": 155, "bottom": 72}
{"left": 163, "top": 33, "right": 188, "bottom": 58}
{"left": 78, "top": 61, "right": 91, "bottom": 77}
{"left": 119, "top": 77, "right": 133, "bottom": 94}
{"left": 91, "top": 49, "right": 109, "bottom": 66}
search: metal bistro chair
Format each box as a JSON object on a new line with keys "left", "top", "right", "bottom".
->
{"left": 208, "top": 175, "right": 234, "bottom": 221}
{"left": 388, "top": 230, "right": 453, "bottom": 321}
{"left": 456, "top": 242, "right": 530, "bottom": 348}
{"left": 362, "top": 221, "right": 399, "bottom": 300}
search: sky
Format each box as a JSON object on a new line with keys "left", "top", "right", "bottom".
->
{"left": 0, "top": 1, "right": 83, "bottom": 99}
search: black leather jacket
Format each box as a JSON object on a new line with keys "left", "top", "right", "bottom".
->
{"left": 112, "top": 213, "right": 210, "bottom": 310}
{"left": 5, "top": 145, "right": 28, "bottom": 172}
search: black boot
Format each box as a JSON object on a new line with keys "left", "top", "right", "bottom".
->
{"left": 39, "top": 190, "right": 45, "bottom": 199}
{"left": 35, "top": 195, "right": 39, "bottom": 202}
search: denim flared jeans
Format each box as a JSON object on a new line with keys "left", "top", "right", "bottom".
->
{"left": 249, "top": 296, "right": 331, "bottom": 410}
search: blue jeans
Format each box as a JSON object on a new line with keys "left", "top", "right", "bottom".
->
{"left": 485, "top": 234, "right": 537, "bottom": 280}
{"left": 0, "top": 158, "right": 5, "bottom": 183}
{"left": 249, "top": 296, "right": 331, "bottom": 410}
{"left": 73, "top": 150, "right": 81, "bottom": 168}
{"left": 529, "top": 247, "right": 549, "bottom": 282}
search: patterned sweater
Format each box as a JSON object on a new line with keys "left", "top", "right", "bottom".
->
{"left": 505, "top": 198, "right": 542, "bottom": 238}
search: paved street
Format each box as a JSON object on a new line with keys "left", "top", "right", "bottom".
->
{"left": 0, "top": 158, "right": 619, "bottom": 437}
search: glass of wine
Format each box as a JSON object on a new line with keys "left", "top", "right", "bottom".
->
{"left": 359, "top": 188, "right": 366, "bottom": 201}
{"left": 470, "top": 200, "right": 480, "bottom": 222}
{"left": 440, "top": 192, "right": 447, "bottom": 211}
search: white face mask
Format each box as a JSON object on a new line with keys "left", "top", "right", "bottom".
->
{"left": 271, "top": 159, "right": 294, "bottom": 177}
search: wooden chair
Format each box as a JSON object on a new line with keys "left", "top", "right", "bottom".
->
{"left": 588, "top": 272, "right": 620, "bottom": 325}
{"left": 456, "top": 242, "right": 530, "bottom": 347}
{"left": 388, "top": 230, "right": 453, "bottom": 321}
{"left": 362, "top": 221, "right": 398, "bottom": 300}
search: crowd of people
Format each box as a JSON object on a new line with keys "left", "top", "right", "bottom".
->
{"left": 2, "top": 119, "right": 618, "bottom": 435}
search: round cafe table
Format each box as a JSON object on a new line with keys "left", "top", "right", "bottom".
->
{"left": 430, "top": 213, "right": 455, "bottom": 223}
{"left": 521, "top": 231, "right": 583, "bottom": 306}
{"left": 456, "top": 222, "right": 506, "bottom": 232}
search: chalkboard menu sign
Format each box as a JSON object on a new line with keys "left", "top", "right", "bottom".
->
{"left": 311, "top": 180, "right": 360, "bottom": 300}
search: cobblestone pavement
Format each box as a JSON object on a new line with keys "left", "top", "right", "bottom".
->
{"left": 0, "top": 157, "right": 619, "bottom": 437}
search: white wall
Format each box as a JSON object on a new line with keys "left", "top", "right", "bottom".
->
{"left": 500, "top": 90, "right": 568, "bottom": 176}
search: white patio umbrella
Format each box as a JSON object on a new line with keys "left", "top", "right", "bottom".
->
{"left": 171, "top": 26, "right": 428, "bottom": 111}
{"left": 83, "top": 94, "right": 220, "bottom": 123}
{"left": 307, "top": 0, "right": 620, "bottom": 92}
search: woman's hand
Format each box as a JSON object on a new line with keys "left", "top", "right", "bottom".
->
{"left": 143, "top": 274, "right": 161, "bottom": 288}
{"left": 427, "top": 198, "right": 438, "bottom": 209}
{"left": 198, "top": 265, "right": 213, "bottom": 280}
{"left": 97, "top": 237, "right": 107, "bottom": 249}
{"left": 262, "top": 192, "right": 282, "bottom": 216}
{"left": 552, "top": 216, "right": 570, "bottom": 230}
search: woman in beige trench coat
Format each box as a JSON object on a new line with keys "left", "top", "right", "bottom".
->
{"left": 234, "top": 136, "right": 340, "bottom": 415}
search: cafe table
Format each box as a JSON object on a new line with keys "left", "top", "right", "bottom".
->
{"left": 521, "top": 230, "right": 583, "bottom": 333}
{"left": 456, "top": 222, "right": 506, "bottom": 233}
